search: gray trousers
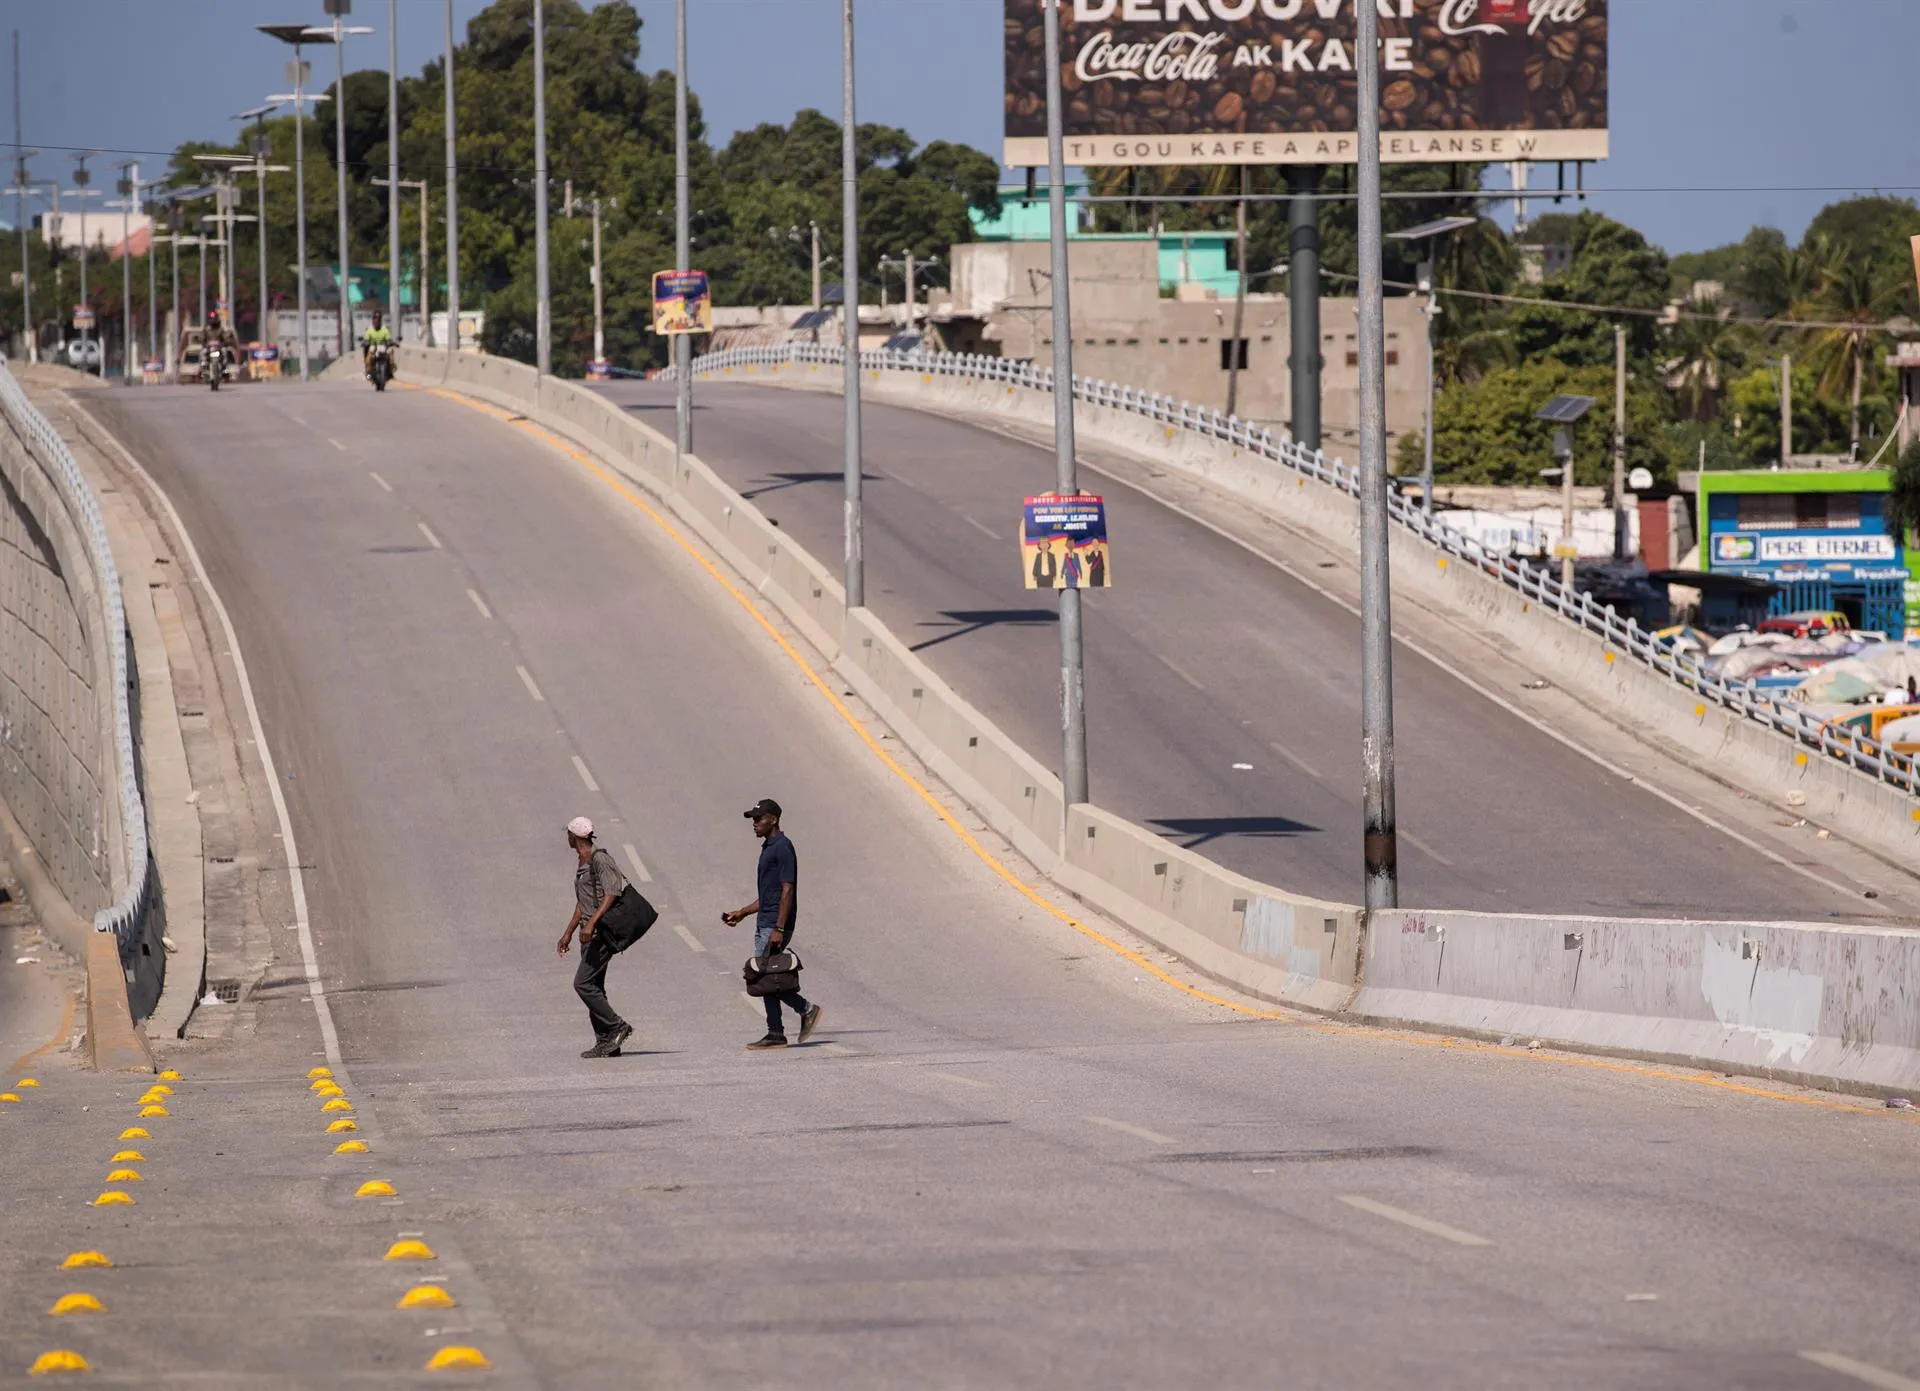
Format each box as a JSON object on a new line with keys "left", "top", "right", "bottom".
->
{"left": 573, "top": 932, "right": 627, "bottom": 1039}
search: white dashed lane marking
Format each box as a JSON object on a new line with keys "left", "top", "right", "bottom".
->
{"left": 1799, "top": 1351, "right": 1920, "bottom": 1391}
{"left": 515, "top": 665, "right": 545, "bottom": 702}
{"left": 621, "top": 844, "right": 651, "bottom": 882}
{"left": 1083, "top": 1115, "right": 1174, "bottom": 1145}
{"left": 571, "top": 756, "right": 599, "bottom": 792}
{"left": 1337, "top": 1195, "right": 1492, "bottom": 1247}
{"left": 466, "top": 589, "right": 493, "bottom": 620}
{"left": 671, "top": 924, "right": 706, "bottom": 954}
{"left": 417, "top": 522, "right": 443, "bottom": 549}
{"left": 369, "top": 470, "right": 393, "bottom": 492}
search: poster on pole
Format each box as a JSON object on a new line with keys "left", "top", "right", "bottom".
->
{"left": 651, "top": 270, "right": 713, "bottom": 335}
{"left": 1023, "top": 494, "right": 1110, "bottom": 589}
{"left": 73, "top": 305, "right": 95, "bottom": 329}
{"left": 1003, "top": 0, "right": 1609, "bottom": 168}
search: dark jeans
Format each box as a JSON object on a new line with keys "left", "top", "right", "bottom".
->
{"left": 573, "top": 931, "right": 627, "bottom": 1039}
{"left": 756, "top": 925, "right": 811, "bottom": 1037}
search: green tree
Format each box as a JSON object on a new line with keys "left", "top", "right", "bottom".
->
{"left": 1662, "top": 300, "right": 1747, "bottom": 423}
{"left": 1800, "top": 250, "right": 1906, "bottom": 453}
{"left": 1887, "top": 437, "right": 1920, "bottom": 547}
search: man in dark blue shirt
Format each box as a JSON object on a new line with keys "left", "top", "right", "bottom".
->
{"left": 722, "top": 798, "right": 822, "bottom": 1049}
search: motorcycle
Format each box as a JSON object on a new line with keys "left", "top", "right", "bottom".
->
{"left": 204, "top": 340, "right": 227, "bottom": 392}
{"left": 368, "top": 341, "right": 394, "bottom": 392}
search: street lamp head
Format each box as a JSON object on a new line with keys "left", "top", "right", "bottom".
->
{"left": 1387, "top": 215, "right": 1478, "bottom": 243}
{"left": 259, "top": 23, "right": 323, "bottom": 45}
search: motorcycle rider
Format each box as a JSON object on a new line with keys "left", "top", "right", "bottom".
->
{"left": 362, "top": 310, "right": 395, "bottom": 380}
{"left": 203, "top": 308, "right": 239, "bottom": 382}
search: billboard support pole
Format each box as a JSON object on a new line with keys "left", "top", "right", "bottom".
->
{"left": 840, "top": 0, "right": 863, "bottom": 608}
{"left": 1043, "top": 0, "right": 1088, "bottom": 811}
{"left": 1355, "top": 0, "right": 1398, "bottom": 911}
{"left": 1287, "top": 165, "right": 1321, "bottom": 452}
{"left": 674, "top": 0, "right": 692, "bottom": 458}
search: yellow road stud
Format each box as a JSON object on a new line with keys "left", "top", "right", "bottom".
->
{"left": 312, "top": 1082, "right": 344, "bottom": 1097}
{"left": 47, "top": 1294, "right": 105, "bottom": 1317}
{"left": 142, "top": 1084, "right": 173, "bottom": 1097}
{"left": 137, "top": 1105, "right": 168, "bottom": 1118}
{"left": 398, "top": 1284, "right": 457, "bottom": 1310}
{"left": 111, "top": 1151, "right": 144, "bottom": 1163}
{"left": 28, "top": 1349, "right": 91, "bottom": 1375}
{"left": 425, "top": 1346, "right": 491, "bottom": 1372}
{"left": 118, "top": 1128, "right": 148, "bottom": 1141}
{"left": 355, "top": 1180, "right": 397, "bottom": 1198}
{"left": 307, "top": 1066, "right": 333, "bottom": 1079}
{"left": 383, "top": 1239, "right": 436, "bottom": 1261}
{"left": 321, "top": 1099, "right": 352, "bottom": 1113}
{"left": 91, "top": 1192, "right": 133, "bottom": 1207}
{"left": 326, "top": 1118, "right": 358, "bottom": 1133}
{"left": 334, "top": 1140, "right": 370, "bottom": 1154}
{"left": 0, "top": 1093, "right": 19, "bottom": 1103}
{"left": 158, "top": 1070, "right": 183, "bottom": 1081}
{"left": 61, "top": 1252, "right": 111, "bottom": 1269}
{"left": 138, "top": 1091, "right": 168, "bottom": 1105}
{"left": 105, "top": 1169, "right": 142, "bottom": 1183}
{"left": 17, "top": 1078, "right": 39, "bottom": 1087}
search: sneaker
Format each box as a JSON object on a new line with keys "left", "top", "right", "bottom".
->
{"left": 798, "top": 1005, "right": 823, "bottom": 1044}
{"left": 608, "top": 1022, "right": 634, "bottom": 1055}
{"left": 581, "top": 1039, "right": 614, "bottom": 1058}
{"left": 746, "top": 1033, "right": 789, "bottom": 1050}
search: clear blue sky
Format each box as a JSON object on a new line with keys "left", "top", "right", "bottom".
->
{"left": 5, "top": 0, "right": 1915, "bottom": 255}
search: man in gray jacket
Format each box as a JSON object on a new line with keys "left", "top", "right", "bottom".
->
{"left": 557, "top": 816, "right": 634, "bottom": 1058}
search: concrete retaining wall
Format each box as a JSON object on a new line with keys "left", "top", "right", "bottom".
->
{"left": 0, "top": 414, "right": 118, "bottom": 957}
{"left": 397, "top": 346, "right": 1920, "bottom": 1095}
{"left": 709, "top": 359, "right": 1920, "bottom": 871}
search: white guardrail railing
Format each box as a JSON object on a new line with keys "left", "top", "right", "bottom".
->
{"left": 0, "top": 362, "right": 153, "bottom": 949}
{"left": 677, "top": 341, "right": 1920, "bottom": 803}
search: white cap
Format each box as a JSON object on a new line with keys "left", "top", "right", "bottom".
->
{"left": 566, "top": 816, "right": 594, "bottom": 839}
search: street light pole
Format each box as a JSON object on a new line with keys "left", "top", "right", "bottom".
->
{"left": 10, "top": 34, "right": 31, "bottom": 363}
{"left": 533, "top": 0, "right": 551, "bottom": 375}
{"left": 263, "top": 26, "right": 323, "bottom": 379}
{"left": 674, "top": 0, "right": 692, "bottom": 452}
{"left": 315, "top": 6, "right": 372, "bottom": 358}
{"left": 840, "top": 0, "right": 863, "bottom": 608}
{"left": 387, "top": 0, "right": 400, "bottom": 337}
{"left": 444, "top": 0, "right": 460, "bottom": 354}
{"left": 167, "top": 228, "right": 180, "bottom": 380}
{"left": 374, "top": 175, "right": 429, "bottom": 345}
{"left": 811, "top": 221, "right": 821, "bottom": 312}
{"left": 590, "top": 196, "right": 604, "bottom": 367}
{"left": 1043, "top": 0, "right": 1087, "bottom": 808}
{"left": 1354, "top": 0, "right": 1398, "bottom": 910}
{"left": 114, "top": 162, "right": 135, "bottom": 380}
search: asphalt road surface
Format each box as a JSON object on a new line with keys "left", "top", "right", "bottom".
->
{"left": 8, "top": 379, "right": 1911, "bottom": 1390}
{"left": 592, "top": 379, "right": 1897, "bottom": 923}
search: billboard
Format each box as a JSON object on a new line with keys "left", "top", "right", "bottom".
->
{"left": 652, "top": 270, "right": 713, "bottom": 335}
{"left": 1023, "top": 494, "right": 1111, "bottom": 588}
{"left": 1003, "top": 0, "right": 1608, "bottom": 168}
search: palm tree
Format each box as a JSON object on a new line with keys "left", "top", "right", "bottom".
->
{"left": 1888, "top": 437, "right": 1920, "bottom": 549}
{"left": 1663, "top": 299, "right": 1744, "bottom": 422}
{"left": 1799, "top": 251, "right": 1903, "bottom": 453}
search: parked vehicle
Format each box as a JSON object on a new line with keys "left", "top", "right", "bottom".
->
{"left": 1758, "top": 610, "right": 1851, "bottom": 640}
{"left": 63, "top": 339, "right": 102, "bottom": 370}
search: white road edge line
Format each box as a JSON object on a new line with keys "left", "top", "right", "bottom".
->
{"left": 328, "top": 437, "right": 347, "bottom": 452}
{"left": 1084, "top": 1115, "right": 1174, "bottom": 1144}
{"left": 1400, "top": 829, "right": 1455, "bottom": 868}
{"left": 1267, "top": 740, "right": 1320, "bottom": 781}
{"left": 417, "top": 521, "right": 442, "bottom": 549}
{"left": 1337, "top": 1194, "right": 1492, "bottom": 1247}
{"left": 930, "top": 1071, "right": 990, "bottom": 1089}
{"left": 1800, "top": 1351, "right": 1920, "bottom": 1391}
{"left": 515, "top": 665, "right": 545, "bottom": 702}
{"left": 68, "top": 401, "right": 347, "bottom": 1080}
{"left": 741, "top": 993, "right": 765, "bottom": 1018}
{"left": 571, "top": 755, "right": 599, "bottom": 792}
{"left": 1079, "top": 454, "right": 1866, "bottom": 903}
{"left": 621, "top": 842, "right": 652, "bottom": 883}
{"left": 964, "top": 515, "right": 1001, "bottom": 541}
{"left": 368, "top": 470, "right": 393, "bottom": 492}
{"left": 466, "top": 589, "right": 492, "bottom": 620}
{"left": 671, "top": 923, "right": 706, "bottom": 954}
{"left": 1156, "top": 652, "right": 1206, "bottom": 691}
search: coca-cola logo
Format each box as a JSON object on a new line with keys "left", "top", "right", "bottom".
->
{"left": 1075, "top": 29, "right": 1227, "bottom": 84}
{"left": 1439, "top": 0, "right": 1589, "bottom": 38}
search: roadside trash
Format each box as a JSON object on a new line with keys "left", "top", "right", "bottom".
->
{"left": 15, "top": 956, "right": 39, "bottom": 965}
{"left": 1816, "top": 829, "right": 1832, "bottom": 840}
{"left": 1624, "top": 1293, "right": 1659, "bottom": 1303}
{"left": 1865, "top": 890, "right": 1881, "bottom": 900}
{"left": 162, "top": 936, "right": 178, "bottom": 953}
{"left": 1522, "top": 679, "right": 1549, "bottom": 690}
{"left": 1887, "top": 1098, "right": 1912, "bottom": 1110}
{"left": 1499, "top": 1036, "right": 1516, "bottom": 1047}
{"left": 1786, "top": 791, "right": 1807, "bottom": 807}
{"left": 1526, "top": 1039, "right": 1543, "bottom": 1051}
{"left": 198, "top": 991, "right": 224, "bottom": 1006}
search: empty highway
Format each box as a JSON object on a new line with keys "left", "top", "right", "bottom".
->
{"left": 3, "top": 378, "right": 1913, "bottom": 1389}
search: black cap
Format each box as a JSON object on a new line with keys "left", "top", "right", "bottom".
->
{"left": 742, "top": 797, "right": 782, "bottom": 821}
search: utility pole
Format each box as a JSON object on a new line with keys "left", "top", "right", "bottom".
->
{"left": 590, "top": 196, "right": 605, "bottom": 367}
{"left": 532, "top": 0, "right": 550, "bottom": 375}
{"left": 71, "top": 152, "right": 98, "bottom": 376}
{"left": 144, "top": 189, "right": 157, "bottom": 367}
{"left": 114, "top": 161, "right": 135, "bottom": 380}
{"left": 1287, "top": 165, "right": 1322, "bottom": 451}
{"left": 903, "top": 248, "right": 915, "bottom": 328}
{"left": 840, "top": 0, "right": 863, "bottom": 608}
{"left": 263, "top": 24, "right": 322, "bottom": 379}
{"left": 1354, "top": 0, "right": 1397, "bottom": 909}
{"left": 1420, "top": 261, "right": 1437, "bottom": 519}
{"left": 1612, "top": 324, "right": 1628, "bottom": 560}
{"left": 674, "top": 0, "right": 692, "bottom": 452}
{"left": 1226, "top": 165, "right": 1248, "bottom": 419}
{"left": 374, "top": 176, "right": 430, "bottom": 345}
{"left": 167, "top": 227, "right": 180, "bottom": 380}
{"left": 1043, "top": 0, "right": 1087, "bottom": 809}
{"left": 810, "top": 221, "right": 821, "bottom": 311}
{"left": 11, "top": 32, "right": 33, "bottom": 364}
{"left": 444, "top": 0, "right": 460, "bottom": 354}
{"left": 319, "top": 3, "right": 371, "bottom": 359}
{"left": 387, "top": 0, "right": 400, "bottom": 336}
{"left": 1781, "top": 353, "right": 1792, "bottom": 466}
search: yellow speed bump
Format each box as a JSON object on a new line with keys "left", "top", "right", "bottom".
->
{"left": 111, "top": 1151, "right": 144, "bottom": 1163}
{"left": 137, "top": 1105, "right": 168, "bottom": 1118}
{"left": 312, "top": 1082, "right": 344, "bottom": 1097}
{"left": 142, "top": 1084, "right": 173, "bottom": 1097}
{"left": 105, "top": 1169, "right": 142, "bottom": 1184}
{"left": 398, "top": 1284, "right": 457, "bottom": 1310}
{"left": 425, "top": 1346, "right": 491, "bottom": 1372}
{"left": 355, "top": 1180, "right": 397, "bottom": 1198}
{"left": 138, "top": 1091, "right": 169, "bottom": 1105}
{"left": 158, "top": 1070, "right": 183, "bottom": 1081}
{"left": 92, "top": 1192, "right": 134, "bottom": 1207}
{"left": 334, "top": 1140, "right": 370, "bottom": 1154}
{"left": 47, "top": 1294, "right": 105, "bottom": 1316}
{"left": 307, "top": 1066, "right": 333, "bottom": 1080}
{"left": 326, "top": 1118, "right": 358, "bottom": 1133}
{"left": 61, "top": 1252, "right": 111, "bottom": 1269}
{"left": 27, "top": 1349, "right": 91, "bottom": 1375}
{"left": 321, "top": 1099, "right": 353, "bottom": 1113}
{"left": 17, "top": 1078, "right": 40, "bottom": 1087}
{"left": 118, "top": 1128, "right": 149, "bottom": 1141}
{"left": 383, "top": 1239, "right": 436, "bottom": 1262}
{"left": 0, "top": 1093, "right": 19, "bottom": 1103}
